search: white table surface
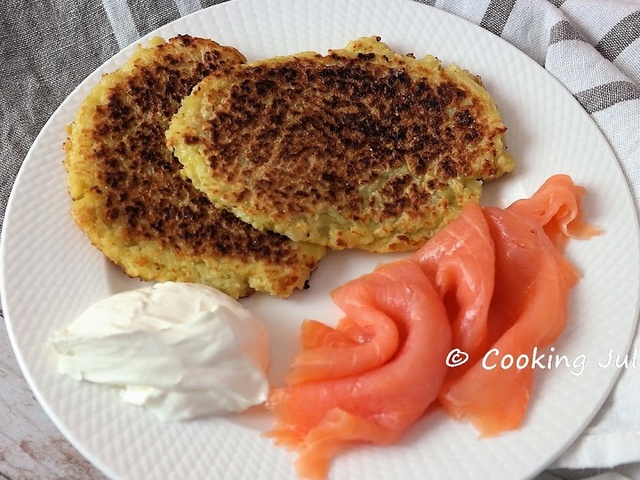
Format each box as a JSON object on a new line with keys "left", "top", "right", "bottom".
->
{"left": 0, "top": 317, "right": 104, "bottom": 480}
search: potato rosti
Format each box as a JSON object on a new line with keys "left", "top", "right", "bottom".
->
{"left": 64, "top": 35, "right": 325, "bottom": 298}
{"left": 166, "top": 36, "right": 515, "bottom": 253}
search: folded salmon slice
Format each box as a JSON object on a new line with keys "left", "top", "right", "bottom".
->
{"left": 439, "top": 207, "right": 580, "bottom": 435}
{"left": 266, "top": 259, "right": 451, "bottom": 480}
{"left": 439, "top": 174, "right": 598, "bottom": 435}
{"left": 508, "top": 174, "right": 602, "bottom": 249}
{"left": 410, "top": 201, "right": 495, "bottom": 381}
{"left": 285, "top": 280, "right": 400, "bottom": 384}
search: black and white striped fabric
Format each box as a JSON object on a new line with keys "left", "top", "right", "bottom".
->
{"left": 1, "top": 0, "right": 639, "bottom": 477}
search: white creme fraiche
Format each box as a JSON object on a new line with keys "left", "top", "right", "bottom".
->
{"left": 49, "top": 282, "right": 270, "bottom": 421}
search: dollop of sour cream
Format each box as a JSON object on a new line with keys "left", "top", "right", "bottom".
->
{"left": 49, "top": 282, "right": 270, "bottom": 421}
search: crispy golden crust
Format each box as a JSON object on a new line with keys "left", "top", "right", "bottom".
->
{"left": 64, "top": 35, "right": 325, "bottom": 298}
{"left": 167, "top": 36, "right": 515, "bottom": 252}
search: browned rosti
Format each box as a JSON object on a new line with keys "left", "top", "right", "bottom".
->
{"left": 167, "top": 36, "right": 515, "bottom": 253}
{"left": 64, "top": 35, "right": 326, "bottom": 298}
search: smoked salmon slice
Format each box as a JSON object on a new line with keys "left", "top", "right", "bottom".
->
{"left": 266, "top": 259, "right": 451, "bottom": 480}
{"left": 507, "top": 174, "right": 602, "bottom": 249}
{"left": 438, "top": 175, "right": 599, "bottom": 435}
{"left": 285, "top": 279, "right": 401, "bottom": 384}
{"left": 439, "top": 207, "right": 580, "bottom": 435}
{"left": 266, "top": 174, "right": 599, "bottom": 477}
{"left": 410, "top": 200, "right": 495, "bottom": 379}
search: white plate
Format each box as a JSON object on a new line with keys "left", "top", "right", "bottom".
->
{"left": 2, "top": 0, "right": 639, "bottom": 478}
